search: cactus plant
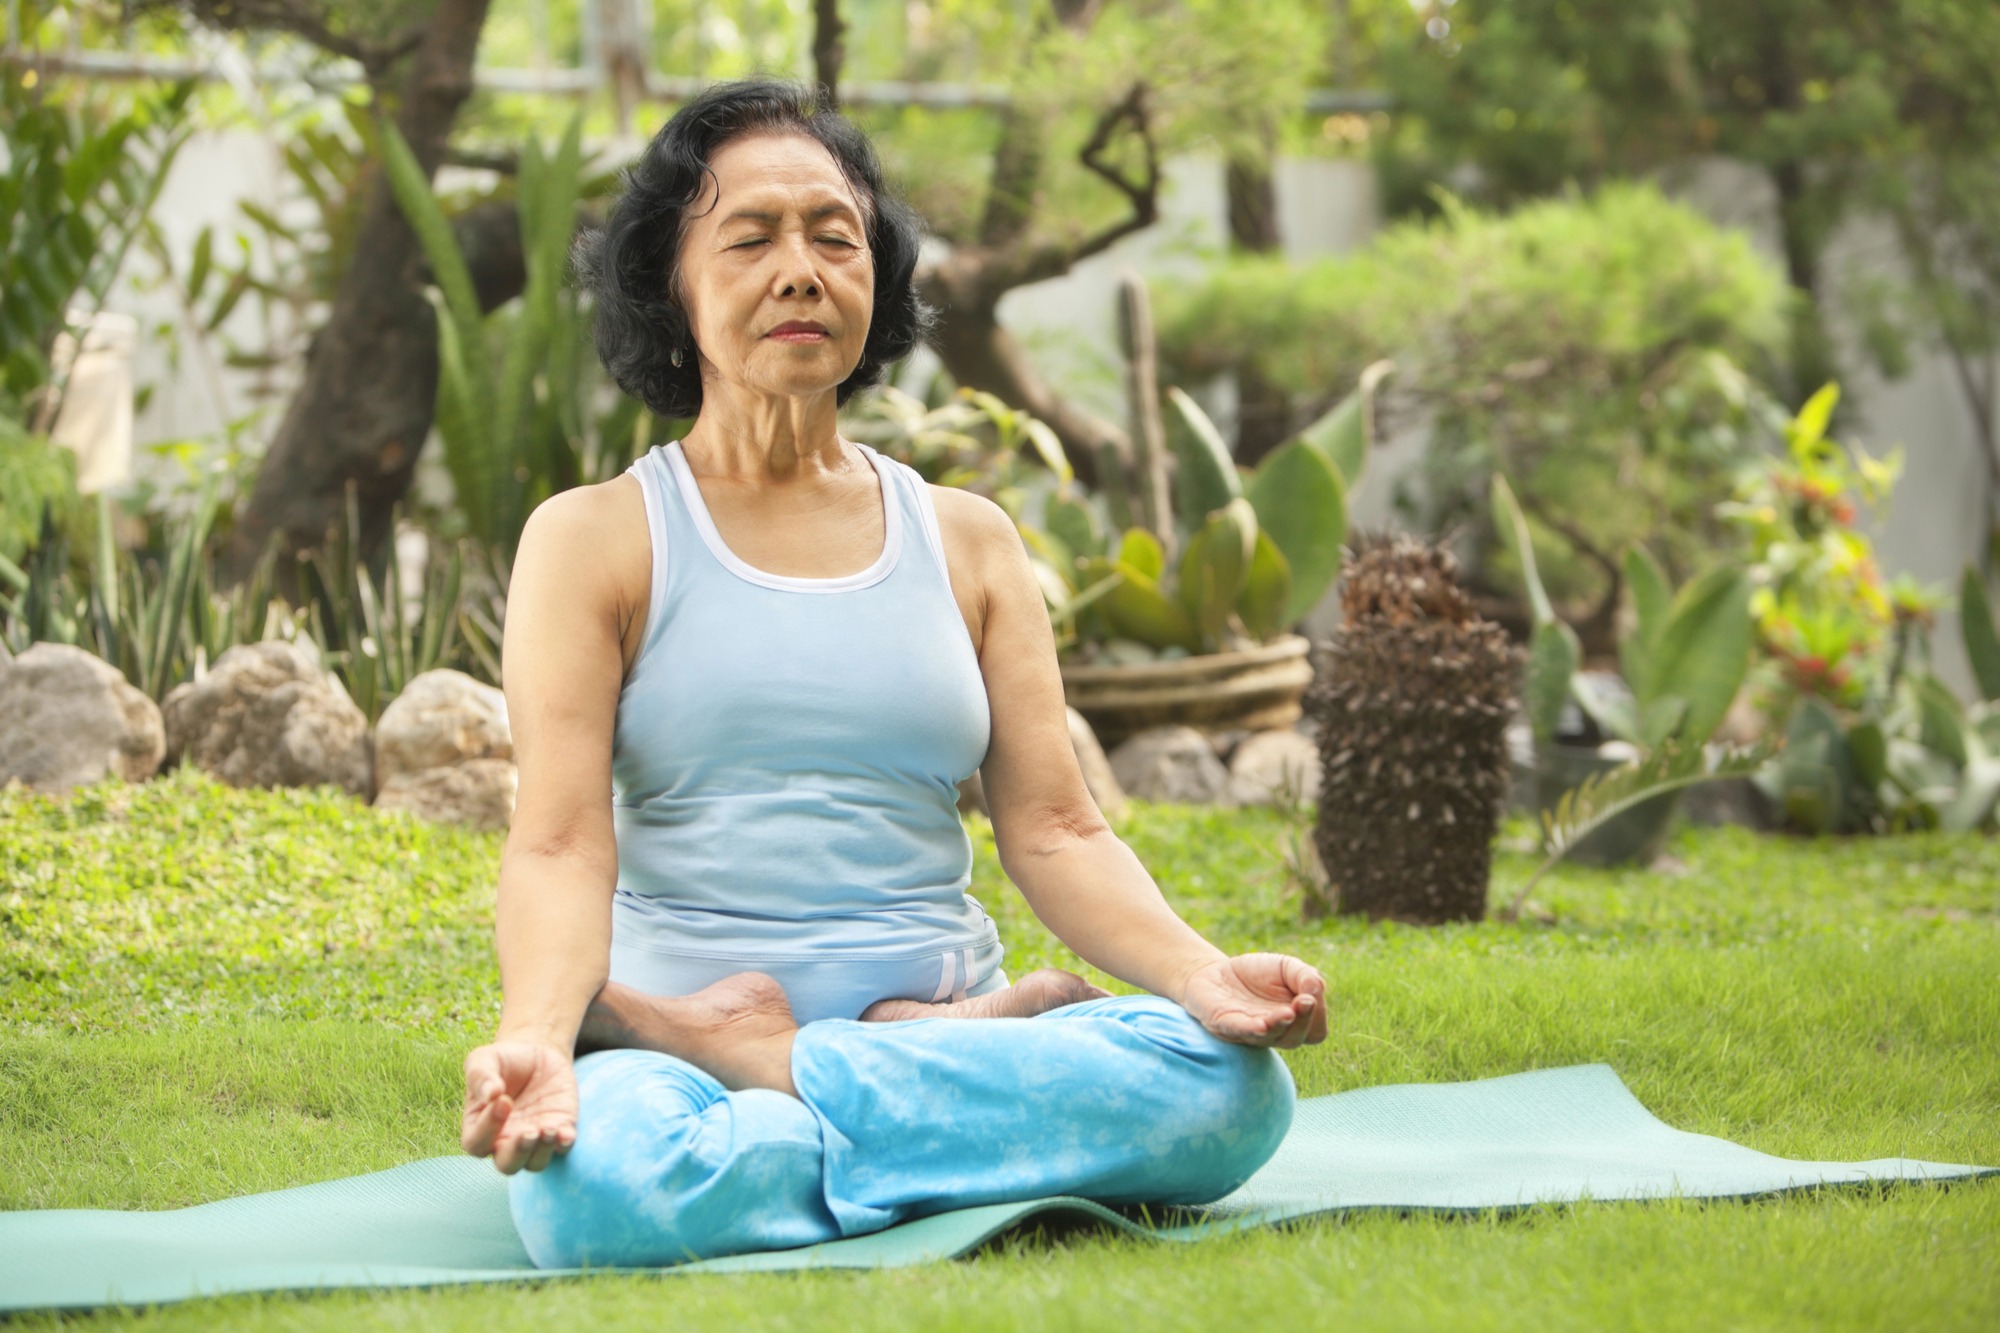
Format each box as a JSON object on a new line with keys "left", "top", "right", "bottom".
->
{"left": 1309, "top": 535, "right": 1521, "bottom": 923}
{"left": 1043, "top": 271, "right": 1383, "bottom": 658}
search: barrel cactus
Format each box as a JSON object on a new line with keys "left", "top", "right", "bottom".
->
{"left": 1309, "top": 536, "right": 1521, "bottom": 923}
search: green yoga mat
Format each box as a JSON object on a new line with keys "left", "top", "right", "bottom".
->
{"left": 3, "top": 1063, "right": 1989, "bottom": 1313}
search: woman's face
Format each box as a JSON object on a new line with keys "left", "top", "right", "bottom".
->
{"left": 675, "top": 131, "right": 875, "bottom": 404}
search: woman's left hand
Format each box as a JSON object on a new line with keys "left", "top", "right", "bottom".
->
{"left": 1180, "top": 952, "right": 1328, "bottom": 1048}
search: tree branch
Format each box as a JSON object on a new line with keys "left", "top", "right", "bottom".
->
{"left": 177, "top": 0, "right": 423, "bottom": 75}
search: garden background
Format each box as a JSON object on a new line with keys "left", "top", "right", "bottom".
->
{"left": 3, "top": 1, "right": 1998, "bottom": 1328}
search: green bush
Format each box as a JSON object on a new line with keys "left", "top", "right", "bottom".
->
{"left": 1156, "top": 184, "right": 1789, "bottom": 611}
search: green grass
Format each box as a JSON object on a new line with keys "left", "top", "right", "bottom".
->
{"left": 3, "top": 771, "right": 1997, "bottom": 1329}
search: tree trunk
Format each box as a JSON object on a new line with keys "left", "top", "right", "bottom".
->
{"left": 225, "top": 0, "right": 492, "bottom": 577}
{"left": 1225, "top": 148, "right": 1292, "bottom": 466}
{"left": 1771, "top": 158, "right": 1840, "bottom": 409}
{"left": 813, "top": 0, "right": 846, "bottom": 108}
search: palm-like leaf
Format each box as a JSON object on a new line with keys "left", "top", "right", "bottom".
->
{"left": 1498, "top": 740, "right": 1773, "bottom": 922}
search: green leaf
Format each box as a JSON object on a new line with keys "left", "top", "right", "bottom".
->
{"left": 1238, "top": 530, "right": 1292, "bottom": 642}
{"left": 1643, "top": 566, "right": 1752, "bottom": 746}
{"left": 1177, "top": 498, "right": 1257, "bottom": 642}
{"left": 1960, "top": 565, "right": 2000, "bottom": 703}
{"left": 1620, "top": 545, "right": 1671, "bottom": 692}
{"left": 1847, "top": 719, "right": 1889, "bottom": 790}
{"left": 1294, "top": 360, "right": 1389, "bottom": 486}
{"left": 1501, "top": 739, "right": 1772, "bottom": 921}
{"left": 1569, "top": 672, "right": 1635, "bottom": 744}
{"left": 1117, "top": 527, "right": 1165, "bottom": 583}
{"left": 1940, "top": 730, "right": 2000, "bottom": 833}
{"left": 1246, "top": 440, "right": 1346, "bottom": 625}
{"left": 1911, "top": 672, "right": 1968, "bottom": 767}
{"left": 376, "top": 117, "right": 486, "bottom": 342}
{"left": 1525, "top": 618, "right": 1582, "bottom": 744}
{"left": 1045, "top": 495, "right": 1103, "bottom": 561}
{"left": 1164, "top": 385, "right": 1240, "bottom": 529}
{"left": 186, "top": 225, "right": 213, "bottom": 306}
{"left": 1022, "top": 418, "right": 1072, "bottom": 484}
{"left": 1788, "top": 382, "right": 1840, "bottom": 456}
{"left": 1100, "top": 560, "right": 1199, "bottom": 651}
{"left": 1492, "top": 473, "right": 1557, "bottom": 626}
{"left": 1019, "top": 524, "right": 1075, "bottom": 590}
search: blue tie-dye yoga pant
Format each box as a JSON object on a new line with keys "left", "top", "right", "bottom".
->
{"left": 508, "top": 995, "right": 1296, "bottom": 1268}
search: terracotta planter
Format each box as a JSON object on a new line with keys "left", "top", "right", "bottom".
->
{"left": 1060, "top": 635, "right": 1314, "bottom": 748}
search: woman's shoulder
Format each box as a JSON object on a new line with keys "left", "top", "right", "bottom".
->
{"left": 923, "top": 481, "right": 1018, "bottom": 556}
{"left": 513, "top": 474, "right": 653, "bottom": 621}
{"left": 518, "top": 473, "right": 650, "bottom": 560}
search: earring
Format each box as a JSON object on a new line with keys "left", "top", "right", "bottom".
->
{"left": 670, "top": 345, "right": 685, "bottom": 368}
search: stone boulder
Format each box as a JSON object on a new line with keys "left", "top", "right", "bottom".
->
{"left": 372, "top": 669, "right": 516, "bottom": 829}
{"left": 1067, "top": 706, "right": 1127, "bottom": 820}
{"left": 951, "top": 709, "right": 1128, "bottom": 822}
{"left": 1108, "top": 725, "right": 1232, "bottom": 805}
{"left": 163, "top": 641, "right": 371, "bottom": 796}
{"left": 0, "top": 643, "right": 164, "bottom": 792}
{"left": 376, "top": 758, "right": 518, "bottom": 831}
{"left": 1226, "top": 728, "right": 1321, "bottom": 807}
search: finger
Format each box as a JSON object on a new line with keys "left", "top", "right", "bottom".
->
{"left": 1303, "top": 991, "right": 1330, "bottom": 1044}
{"left": 462, "top": 1092, "right": 511, "bottom": 1157}
{"left": 492, "top": 1117, "right": 541, "bottom": 1177}
{"left": 1278, "top": 955, "right": 1325, "bottom": 1001}
{"left": 524, "top": 1137, "right": 557, "bottom": 1174}
{"left": 463, "top": 1049, "right": 504, "bottom": 1101}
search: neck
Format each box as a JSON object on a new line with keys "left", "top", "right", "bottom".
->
{"left": 679, "top": 379, "right": 846, "bottom": 481}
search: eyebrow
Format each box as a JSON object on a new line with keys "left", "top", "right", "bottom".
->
{"left": 720, "top": 202, "right": 863, "bottom": 227}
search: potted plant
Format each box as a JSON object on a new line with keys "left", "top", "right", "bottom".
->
{"left": 1494, "top": 475, "right": 1755, "bottom": 865}
{"left": 1041, "top": 271, "right": 1387, "bottom": 745}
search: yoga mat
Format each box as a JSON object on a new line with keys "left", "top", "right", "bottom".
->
{"left": 3, "top": 1063, "right": 1990, "bottom": 1312}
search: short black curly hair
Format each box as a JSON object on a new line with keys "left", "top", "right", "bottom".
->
{"left": 576, "top": 78, "right": 934, "bottom": 419}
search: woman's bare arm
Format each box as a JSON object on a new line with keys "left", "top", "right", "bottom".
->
{"left": 937, "top": 488, "right": 1327, "bottom": 1047}
{"left": 461, "top": 479, "right": 647, "bottom": 1171}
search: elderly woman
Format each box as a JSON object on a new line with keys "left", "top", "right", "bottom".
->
{"left": 461, "top": 79, "right": 1326, "bottom": 1268}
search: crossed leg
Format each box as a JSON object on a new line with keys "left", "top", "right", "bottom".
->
{"left": 573, "top": 965, "right": 1112, "bottom": 1097}
{"left": 513, "top": 991, "right": 1296, "bottom": 1269}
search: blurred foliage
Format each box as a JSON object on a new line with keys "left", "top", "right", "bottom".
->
{"left": 381, "top": 109, "right": 654, "bottom": 561}
{"left": 1159, "top": 184, "right": 1788, "bottom": 609}
{"left": 1722, "top": 384, "right": 1914, "bottom": 717}
{"left": 1714, "top": 384, "right": 2000, "bottom": 836}
{"left": 0, "top": 42, "right": 194, "bottom": 561}
{"left": 1372, "top": 0, "right": 2000, "bottom": 406}
{"left": 0, "top": 486, "right": 500, "bottom": 719}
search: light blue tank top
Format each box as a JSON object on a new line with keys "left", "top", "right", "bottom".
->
{"left": 607, "top": 440, "right": 1005, "bottom": 1022}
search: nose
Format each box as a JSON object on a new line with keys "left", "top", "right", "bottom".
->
{"left": 772, "top": 233, "right": 821, "bottom": 299}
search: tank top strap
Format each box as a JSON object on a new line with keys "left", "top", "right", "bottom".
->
{"left": 871, "top": 449, "right": 955, "bottom": 590}
{"left": 625, "top": 444, "right": 690, "bottom": 659}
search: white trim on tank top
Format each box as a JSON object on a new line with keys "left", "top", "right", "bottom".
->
{"left": 663, "top": 439, "right": 903, "bottom": 594}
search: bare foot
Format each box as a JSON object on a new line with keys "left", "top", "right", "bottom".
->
{"left": 579, "top": 973, "right": 801, "bottom": 1097}
{"left": 860, "top": 967, "right": 1111, "bottom": 1023}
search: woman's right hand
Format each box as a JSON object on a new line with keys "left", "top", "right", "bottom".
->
{"left": 461, "top": 1040, "right": 579, "bottom": 1174}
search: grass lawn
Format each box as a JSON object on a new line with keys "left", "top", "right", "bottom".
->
{"left": 3, "top": 768, "right": 1997, "bottom": 1330}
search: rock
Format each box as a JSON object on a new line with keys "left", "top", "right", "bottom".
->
{"left": 1067, "top": 706, "right": 1127, "bottom": 820}
{"left": 956, "top": 771, "right": 987, "bottom": 817}
{"left": 0, "top": 643, "right": 164, "bottom": 792}
{"left": 373, "top": 669, "right": 510, "bottom": 779}
{"left": 371, "top": 669, "right": 515, "bottom": 829}
{"left": 951, "top": 712, "right": 1125, "bottom": 822}
{"left": 1108, "top": 725, "right": 1232, "bottom": 805}
{"left": 1227, "top": 728, "right": 1321, "bottom": 806}
{"left": 163, "top": 641, "right": 370, "bottom": 796}
{"left": 376, "top": 758, "right": 518, "bottom": 831}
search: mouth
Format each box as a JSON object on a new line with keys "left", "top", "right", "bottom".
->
{"left": 766, "top": 322, "right": 830, "bottom": 343}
